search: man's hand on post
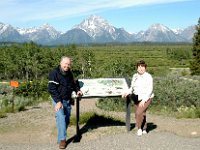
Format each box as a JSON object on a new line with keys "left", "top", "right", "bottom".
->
{"left": 77, "top": 91, "right": 83, "bottom": 97}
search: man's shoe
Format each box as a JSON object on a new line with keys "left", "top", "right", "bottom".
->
{"left": 59, "top": 140, "right": 66, "bottom": 149}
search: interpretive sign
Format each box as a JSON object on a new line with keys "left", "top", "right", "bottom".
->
{"left": 78, "top": 78, "right": 129, "bottom": 98}
{"left": 74, "top": 78, "right": 131, "bottom": 142}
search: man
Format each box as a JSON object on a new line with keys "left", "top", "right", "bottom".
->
{"left": 122, "top": 60, "right": 154, "bottom": 136}
{"left": 48, "top": 56, "right": 82, "bottom": 149}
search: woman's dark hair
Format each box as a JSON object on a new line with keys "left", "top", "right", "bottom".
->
{"left": 136, "top": 60, "right": 147, "bottom": 68}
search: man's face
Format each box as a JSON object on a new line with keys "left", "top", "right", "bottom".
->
{"left": 137, "top": 65, "right": 146, "bottom": 75}
{"left": 60, "top": 58, "right": 71, "bottom": 71}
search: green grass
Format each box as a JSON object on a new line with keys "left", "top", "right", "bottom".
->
{"left": 149, "top": 105, "right": 200, "bottom": 119}
{"left": 0, "top": 112, "right": 7, "bottom": 118}
{"left": 78, "top": 43, "right": 192, "bottom": 77}
{"left": 70, "top": 112, "right": 123, "bottom": 126}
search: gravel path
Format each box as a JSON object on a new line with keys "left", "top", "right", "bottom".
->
{"left": 0, "top": 99, "right": 200, "bottom": 150}
{"left": 1, "top": 132, "right": 200, "bottom": 150}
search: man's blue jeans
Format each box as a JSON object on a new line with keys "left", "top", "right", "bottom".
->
{"left": 52, "top": 99, "right": 71, "bottom": 143}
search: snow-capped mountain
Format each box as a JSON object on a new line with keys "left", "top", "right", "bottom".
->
{"left": 73, "top": 15, "right": 132, "bottom": 43}
{"left": 17, "top": 24, "right": 61, "bottom": 44}
{"left": 172, "top": 28, "right": 183, "bottom": 34}
{"left": 178, "top": 25, "right": 196, "bottom": 42}
{"left": 74, "top": 15, "right": 115, "bottom": 38}
{"left": 136, "top": 23, "right": 185, "bottom": 42}
{"left": 0, "top": 22, "right": 24, "bottom": 42}
{"left": 0, "top": 15, "right": 196, "bottom": 45}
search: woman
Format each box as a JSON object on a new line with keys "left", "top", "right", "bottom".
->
{"left": 122, "top": 60, "right": 154, "bottom": 136}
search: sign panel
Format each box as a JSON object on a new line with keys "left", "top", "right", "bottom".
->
{"left": 78, "top": 78, "right": 129, "bottom": 98}
{"left": 10, "top": 80, "right": 19, "bottom": 88}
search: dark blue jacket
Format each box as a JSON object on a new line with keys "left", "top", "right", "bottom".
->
{"left": 48, "top": 66, "right": 80, "bottom": 103}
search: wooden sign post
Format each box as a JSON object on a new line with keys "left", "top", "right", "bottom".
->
{"left": 10, "top": 80, "right": 19, "bottom": 112}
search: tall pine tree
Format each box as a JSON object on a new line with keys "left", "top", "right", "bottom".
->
{"left": 190, "top": 18, "right": 200, "bottom": 75}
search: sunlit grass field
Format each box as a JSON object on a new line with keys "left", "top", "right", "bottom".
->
{"left": 78, "top": 43, "right": 192, "bottom": 76}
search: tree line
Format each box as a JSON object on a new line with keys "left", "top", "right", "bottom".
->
{"left": 0, "top": 42, "right": 93, "bottom": 81}
{"left": 0, "top": 43, "right": 136, "bottom": 81}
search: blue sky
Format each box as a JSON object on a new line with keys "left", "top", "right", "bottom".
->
{"left": 0, "top": 0, "right": 199, "bottom": 33}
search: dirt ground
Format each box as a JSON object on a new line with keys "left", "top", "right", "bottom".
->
{"left": 0, "top": 99, "right": 200, "bottom": 145}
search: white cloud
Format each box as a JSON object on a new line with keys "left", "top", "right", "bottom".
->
{"left": 0, "top": 0, "right": 190, "bottom": 22}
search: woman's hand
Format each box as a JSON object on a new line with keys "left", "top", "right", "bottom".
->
{"left": 122, "top": 92, "right": 129, "bottom": 98}
{"left": 139, "top": 100, "right": 145, "bottom": 107}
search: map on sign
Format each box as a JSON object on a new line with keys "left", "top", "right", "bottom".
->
{"left": 78, "top": 78, "right": 129, "bottom": 98}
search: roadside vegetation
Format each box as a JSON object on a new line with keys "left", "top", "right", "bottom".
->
{"left": 0, "top": 18, "right": 200, "bottom": 119}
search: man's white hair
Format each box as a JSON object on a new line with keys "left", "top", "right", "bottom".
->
{"left": 60, "top": 56, "right": 71, "bottom": 63}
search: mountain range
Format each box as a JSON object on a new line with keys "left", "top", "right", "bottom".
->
{"left": 0, "top": 15, "right": 196, "bottom": 45}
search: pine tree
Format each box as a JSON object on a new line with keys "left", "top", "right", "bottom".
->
{"left": 190, "top": 18, "right": 200, "bottom": 75}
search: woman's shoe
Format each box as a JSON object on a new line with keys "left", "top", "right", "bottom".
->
{"left": 137, "top": 129, "right": 143, "bottom": 136}
{"left": 142, "top": 130, "right": 147, "bottom": 134}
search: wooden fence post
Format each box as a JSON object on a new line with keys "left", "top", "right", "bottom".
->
{"left": 10, "top": 80, "right": 19, "bottom": 112}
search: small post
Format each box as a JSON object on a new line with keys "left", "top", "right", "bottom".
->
{"left": 10, "top": 80, "right": 19, "bottom": 112}
{"left": 126, "top": 96, "right": 131, "bottom": 132}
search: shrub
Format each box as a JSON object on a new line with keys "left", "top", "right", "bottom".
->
{"left": 96, "top": 97, "right": 126, "bottom": 112}
{"left": 13, "top": 78, "right": 48, "bottom": 98}
{"left": 176, "top": 105, "right": 200, "bottom": 118}
{"left": 153, "top": 76, "right": 200, "bottom": 110}
{"left": 96, "top": 75, "right": 200, "bottom": 118}
{"left": 0, "top": 79, "right": 49, "bottom": 114}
